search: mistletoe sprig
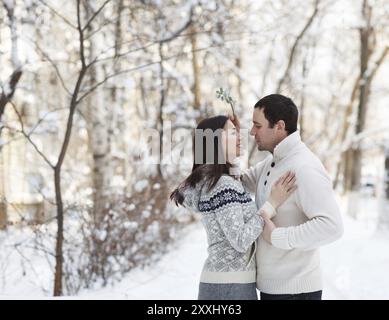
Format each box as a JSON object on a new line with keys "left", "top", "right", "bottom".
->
{"left": 216, "top": 87, "right": 235, "bottom": 116}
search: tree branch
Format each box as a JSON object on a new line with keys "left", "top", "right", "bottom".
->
{"left": 77, "top": 42, "right": 229, "bottom": 104}
{"left": 8, "top": 100, "right": 55, "bottom": 168}
{"left": 77, "top": 0, "right": 86, "bottom": 68}
{"left": 31, "top": 40, "right": 72, "bottom": 96}
{"left": 82, "top": 0, "right": 112, "bottom": 32}
{"left": 159, "top": 6, "right": 194, "bottom": 44}
{"left": 277, "top": 0, "right": 320, "bottom": 92}
{"left": 37, "top": 0, "right": 77, "bottom": 29}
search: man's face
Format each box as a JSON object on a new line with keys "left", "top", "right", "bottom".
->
{"left": 250, "top": 108, "right": 279, "bottom": 153}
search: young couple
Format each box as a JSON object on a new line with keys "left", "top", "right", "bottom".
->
{"left": 170, "top": 94, "right": 344, "bottom": 300}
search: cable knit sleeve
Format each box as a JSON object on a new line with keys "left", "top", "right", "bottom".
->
{"left": 199, "top": 177, "right": 264, "bottom": 253}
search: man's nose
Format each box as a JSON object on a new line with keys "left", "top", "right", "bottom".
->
{"left": 250, "top": 128, "right": 255, "bottom": 136}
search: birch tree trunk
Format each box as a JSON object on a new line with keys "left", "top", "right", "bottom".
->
{"left": 190, "top": 24, "right": 201, "bottom": 113}
{"left": 0, "top": 0, "right": 22, "bottom": 228}
{"left": 83, "top": 3, "right": 112, "bottom": 220}
{"left": 343, "top": 1, "right": 388, "bottom": 192}
{"left": 345, "top": 0, "right": 372, "bottom": 191}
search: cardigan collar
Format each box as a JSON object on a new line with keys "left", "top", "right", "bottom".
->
{"left": 273, "top": 131, "right": 302, "bottom": 162}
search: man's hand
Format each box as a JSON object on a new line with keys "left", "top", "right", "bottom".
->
{"left": 260, "top": 210, "right": 276, "bottom": 244}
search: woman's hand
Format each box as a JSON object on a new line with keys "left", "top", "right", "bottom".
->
{"left": 260, "top": 210, "right": 276, "bottom": 243}
{"left": 229, "top": 114, "right": 240, "bottom": 133}
{"left": 268, "top": 171, "right": 297, "bottom": 209}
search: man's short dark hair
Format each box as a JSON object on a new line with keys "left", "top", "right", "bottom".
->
{"left": 254, "top": 94, "right": 298, "bottom": 135}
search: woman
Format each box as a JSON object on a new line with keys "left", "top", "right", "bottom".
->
{"left": 170, "top": 115, "right": 296, "bottom": 300}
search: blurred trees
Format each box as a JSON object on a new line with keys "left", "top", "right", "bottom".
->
{"left": 1, "top": 0, "right": 388, "bottom": 295}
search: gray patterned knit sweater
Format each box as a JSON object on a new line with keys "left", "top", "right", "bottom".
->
{"left": 182, "top": 174, "right": 274, "bottom": 284}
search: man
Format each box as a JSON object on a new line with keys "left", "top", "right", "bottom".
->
{"left": 232, "top": 94, "right": 343, "bottom": 300}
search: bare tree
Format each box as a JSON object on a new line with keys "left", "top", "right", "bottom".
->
{"left": 190, "top": 24, "right": 201, "bottom": 112}
{"left": 11, "top": 0, "right": 195, "bottom": 294}
{"left": 276, "top": 0, "right": 320, "bottom": 93}
{"left": 1, "top": 0, "right": 23, "bottom": 228}
{"left": 342, "top": 0, "right": 388, "bottom": 192}
{"left": 247, "top": 0, "right": 321, "bottom": 163}
{"left": 20, "top": 0, "right": 116, "bottom": 296}
{"left": 52, "top": 0, "right": 90, "bottom": 295}
{"left": 83, "top": 0, "right": 116, "bottom": 222}
{"left": 1, "top": 0, "right": 23, "bottom": 123}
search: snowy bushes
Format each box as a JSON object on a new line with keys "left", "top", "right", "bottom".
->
{"left": 0, "top": 178, "right": 184, "bottom": 295}
{"left": 62, "top": 178, "right": 180, "bottom": 294}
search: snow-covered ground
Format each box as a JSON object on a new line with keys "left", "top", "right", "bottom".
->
{"left": 1, "top": 193, "right": 389, "bottom": 300}
{"left": 321, "top": 194, "right": 389, "bottom": 300}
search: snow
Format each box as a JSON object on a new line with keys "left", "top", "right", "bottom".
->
{"left": 76, "top": 222, "right": 206, "bottom": 300}
{"left": 1, "top": 192, "right": 388, "bottom": 300}
{"left": 2, "top": 0, "right": 14, "bottom": 11}
{"left": 123, "top": 221, "right": 138, "bottom": 230}
{"left": 134, "top": 179, "right": 148, "bottom": 193}
{"left": 153, "top": 183, "right": 161, "bottom": 190}
{"left": 142, "top": 210, "right": 151, "bottom": 219}
{"left": 1, "top": 0, "right": 389, "bottom": 299}
{"left": 110, "top": 175, "right": 126, "bottom": 188}
{"left": 321, "top": 196, "right": 389, "bottom": 299}
{"left": 0, "top": 226, "right": 54, "bottom": 298}
{"left": 2, "top": 82, "right": 12, "bottom": 97}
{"left": 75, "top": 194, "right": 388, "bottom": 300}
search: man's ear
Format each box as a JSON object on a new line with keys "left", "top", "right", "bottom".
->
{"left": 276, "top": 120, "right": 286, "bottom": 131}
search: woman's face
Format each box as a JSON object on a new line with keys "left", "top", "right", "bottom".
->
{"left": 223, "top": 120, "right": 241, "bottom": 162}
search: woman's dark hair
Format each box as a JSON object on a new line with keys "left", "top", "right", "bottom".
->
{"left": 170, "top": 115, "right": 231, "bottom": 206}
{"left": 254, "top": 94, "right": 298, "bottom": 134}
